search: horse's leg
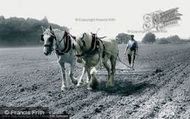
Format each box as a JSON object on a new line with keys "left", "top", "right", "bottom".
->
{"left": 103, "top": 56, "right": 112, "bottom": 87}
{"left": 99, "top": 51, "right": 103, "bottom": 68}
{"left": 86, "top": 67, "right": 92, "bottom": 90}
{"left": 110, "top": 55, "right": 117, "bottom": 87}
{"left": 85, "top": 74, "right": 90, "bottom": 84}
{"left": 89, "top": 67, "right": 98, "bottom": 90}
{"left": 77, "top": 67, "right": 86, "bottom": 87}
{"left": 98, "top": 43, "right": 104, "bottom": 69}
{"left": 69, "top": 63, "right": 77, "bottom": 85}
{"left": 58, "top": 61, "right": 67, "bottom": 91}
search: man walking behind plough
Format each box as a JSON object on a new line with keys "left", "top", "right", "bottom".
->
{"left": 124, "top": 35, "right": 138, "bottom": 69}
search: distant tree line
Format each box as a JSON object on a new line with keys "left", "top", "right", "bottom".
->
{"left": 142, "top": 32, "right": 156, "bottom": 44}
{"left": 2, "top": 16, "right": 188, "bottom": 47}
{"left": 116, "top": 33, "right": 131, "bottom": 44}
{"left": 156, "top": 35, "right": 186, "bottom": 44}
{"left": 0, "top": 16, "right": 67, "bottom": 47}
{"left": 142, "top": 32, "right": 189, "bottom": 44}
{"left": 115, "top": 32, "right": 189, "bottom": 44}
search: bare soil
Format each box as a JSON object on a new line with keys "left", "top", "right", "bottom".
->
{"left": 0, "top": 44, "right": 190, "bottom": 119}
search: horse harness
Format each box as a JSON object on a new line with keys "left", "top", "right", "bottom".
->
{"left": 55, "top": 31, "right": 74, "bottom": 55}
{"left": 77, "top": 33, "right": 106, "bottom": 58}
{"left": 91, "top": 33, "right": 106, "bottom": 58}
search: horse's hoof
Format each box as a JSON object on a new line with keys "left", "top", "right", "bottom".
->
{"left": 76, "top": 84, "right": 80, "bottom": 87}
{"left": 106, "top": 82, "right": 114, "bottom": 88}
{"left": 85, "top": 79, "right": 89, "bottom": 84}
{"left": 61, "top": 87, "right": 67, "bottom": 91}
{"left": 91, "top": 80, "right": 98, "bottom": 90}
{"left": 71, "top": 79, "right": 78, "bottom": 85}
{"left": 87, "top": 87, "right": 93, "bottom": 90}
{"left": 76, "top": 83, "right": 82, "bottom": 87}
{"left": 87, "top": 82, "right": 98, "bottom": 91}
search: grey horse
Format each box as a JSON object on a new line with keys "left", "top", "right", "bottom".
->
{"left": 41, "top": 26, "right": 78, "bottom": 91}
{"left": 74, "top": 32, "right": 119, "bottom": 90}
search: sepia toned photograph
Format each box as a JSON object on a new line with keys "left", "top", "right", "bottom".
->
{"left": 0, "top": 0, "right": 189, "bottom": 118}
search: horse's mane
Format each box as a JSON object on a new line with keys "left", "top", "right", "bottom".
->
{"left": 82, "top": 32, "right": 114, "bottom": 41}
{"left": 43, "top": 28, "right": 65, "bottom": 40}
{"left": 52, "top": 29, "right": 65, "bottom": 41}
{"left": 82, "top": 32, "right": 93, "bottom": 42}
{"left": 81, "top": 33, "right": 92, "bottom": 48}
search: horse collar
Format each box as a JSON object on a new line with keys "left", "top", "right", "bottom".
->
{"left": 89, "top": 34, "right": 100, "bottom": 53}
{"left": 56, "top": 32, "right": 72, "bottom": 55}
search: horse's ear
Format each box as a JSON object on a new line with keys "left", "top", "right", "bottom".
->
{"left": 41, "top": 34, "right": 44, "bottom": 41}
{"left": 81, "top": 33, "right": 85, "bottom": 39}
{"left": 65, "top": 30, "right": 68, "bottom": 35}
{"left": 90, "top": 32, "right": 96, "bottom": 36}
{"left": 49, "top": 26, "right": 52, "bottom": 31}
{"left": 41, "top": 26, "right": 45, "bottom": 32}
{"left": 71, "top": 35, "right": 76, "bottom": 39}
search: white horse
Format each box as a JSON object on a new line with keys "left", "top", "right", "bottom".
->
{"left": 74, "top": 33, "right": 119, "bottom": 90}
{"left": 41, "top": 26, "right": 78, "bottom": 91}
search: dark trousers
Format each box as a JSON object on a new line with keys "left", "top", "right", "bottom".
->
{"left": 128, "top": 50, "right": 136, "bottom": 65}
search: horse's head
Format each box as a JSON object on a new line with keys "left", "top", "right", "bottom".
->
{"left": 74, "top": 33, "right": 93, "bottom": 57}
{"left": 41, "top": 26, "right": 56, "bottom": 56}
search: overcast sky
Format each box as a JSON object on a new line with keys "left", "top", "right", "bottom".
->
{"left": 0, "top": 0, "right": 189, "bottom": 40}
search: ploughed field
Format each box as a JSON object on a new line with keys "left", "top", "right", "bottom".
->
{"left": 0, "top": 44, "right": 190, "bottom": 119}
